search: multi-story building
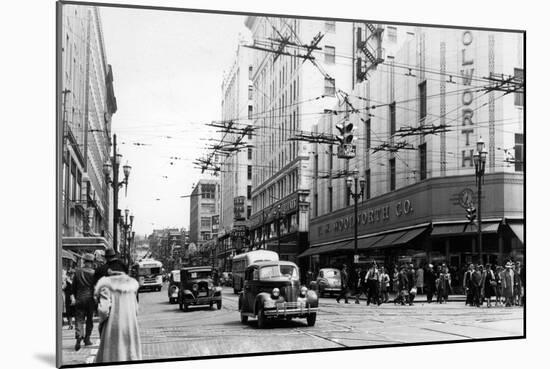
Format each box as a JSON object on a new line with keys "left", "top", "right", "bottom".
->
{"left": 245, "top": 17, "right": 355, "bottom": 268}
{"left": 217, "top": 43, "right": 255, "bottom": 270}
{"left": 60, "top": 5, "right": 117, "bottom": 255}
{"left": 304, "top": 25, "right": 524, "bottom": 274}
{"left": 189, "top": 179, "right": 220, "bottom": 251}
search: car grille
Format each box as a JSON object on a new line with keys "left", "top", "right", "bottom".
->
{"left": 283, "top": 286, "right": 297, "bottom": 302}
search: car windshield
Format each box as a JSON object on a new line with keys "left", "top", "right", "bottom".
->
{"left": 186, "top": 271, "right": 211, "bottom": 280}
{"left": 259, "top": 265, "right": 299, "bottom": 280}
{"left": 323, "top": 270, "right": 339, "bottom": 278}
{"left": 138, "top": 267, "right": 161, "bottom": 276}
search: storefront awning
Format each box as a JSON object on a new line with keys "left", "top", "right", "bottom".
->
{"left": 431, "top": 221, "right": 501, "bottom": 237}
{"left": 371, "top": 226, "right": 428, "bottom": 249}
{"left": 508, "top": 223, "right": 524, "bottom": 244}
{"left": 298, "top": 240, "right": 353, "bottom": 258}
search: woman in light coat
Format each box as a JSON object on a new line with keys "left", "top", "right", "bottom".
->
{"left": 94, "top": 271, "right": 142, "bottom": 363}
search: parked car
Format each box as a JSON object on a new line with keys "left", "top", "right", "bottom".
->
{"left": 167, "top": 270, "right": 180, "bottom": 304}
{"left": 312, "top": 268, "right": 342, "bottom": 297}
{"left": 238, "top": 261, "right": 318, "bottom": 328}
{"left": 220, "top": 272, "right": 233, "bottom": 287}
{"left": 178, "top": 266, "right": 222, "bottom": 311}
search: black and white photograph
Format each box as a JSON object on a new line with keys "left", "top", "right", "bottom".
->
{"left": 54, "top": 0, "right": 528, "bottom": 367}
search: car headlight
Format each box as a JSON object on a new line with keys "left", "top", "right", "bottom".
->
{"left": 272, "top": 288, "right": 280, "bottom": 298}
{"left": 300, "top": 286, "right": 308, "bottom": 297}
{"left": 192, "top": 284, "right": 198, "bottom": 291}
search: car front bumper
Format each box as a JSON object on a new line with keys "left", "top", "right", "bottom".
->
{"left": 264, "top": 302, "right": 318, "bottom": 317}
{"left": 183, "top": 295, "right": 222, "bottom": 305}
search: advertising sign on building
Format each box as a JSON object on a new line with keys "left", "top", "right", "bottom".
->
{"left": 233, "top": 196, "right": 246, "bottom": 220}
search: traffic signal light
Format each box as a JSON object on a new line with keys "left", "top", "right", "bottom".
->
{"left": 466, "top": 206, "right": 477, "bottom": 222}
{"left": 336, "top": 120, "right": 356, "bottom": 158}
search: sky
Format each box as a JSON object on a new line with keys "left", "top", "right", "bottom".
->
{"left": 99, "top": 7, "right": 250, "bottom": 237}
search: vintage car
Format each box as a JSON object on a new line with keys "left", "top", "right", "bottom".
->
{"left": 178, "top": 266, "right": 222, "bottom": 311}
{"left": 312, "top": 268, "right": 342, "bottom": 297}
{"left": 167, "top": 270, "right": 180, "bottom": 304}
{"left": 238, "top": 261, "right": 318, "bottom": 328}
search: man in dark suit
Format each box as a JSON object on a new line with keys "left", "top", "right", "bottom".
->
{"left": 424, "top": 264, "right": 437, "bottom": 303}
{"left": 71, "top": 253, "right": 96, "bottom": 351}
{"left": 463, "top": 263, "right": 475, "bottom": 306}
{"left": 336, "top": 264, "right": 349, "bottom": 304}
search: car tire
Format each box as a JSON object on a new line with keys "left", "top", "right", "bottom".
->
{"left": 216, "top": 301, "right": 222, "bottom": 310}
{"left": 178, "top": 301, "right": 183, "bottom": 311}
{"left": 183, "top": 304, "right": 189, "bottom": 312}
{"left": 209, "top": 301, "right": 214, "bottom": 309}
{"left": 240, "top": 313, "right": 248, "bottom": 324}
{"left": 257, "top": 307, "right": 267, "bottom": 329}
{"left": 306, "top": 313, "right": 317, "bottom": 327}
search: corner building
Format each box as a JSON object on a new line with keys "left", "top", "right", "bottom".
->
{"left": 245, "top": 17, "right": 354, "bottom": 268}
{"left": 304, "top": 26, "right": 524, "bottom": 274}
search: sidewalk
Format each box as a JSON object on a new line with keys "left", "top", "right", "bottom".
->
{"left": 60, "top": 317, "right": 101, "bottom": 365}
{"left": 353, "top": 294, "right": 466, "bottom": 303}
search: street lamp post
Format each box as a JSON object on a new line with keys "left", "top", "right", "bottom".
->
{"left": 120, "top": 209, "right": 134, "bottom": 267}
{"left": 346, "top": 172, "right": 366, "bottom": 266}
{"left": 103, "top": 134, "right": 131, "bottom": 252}
{"left": 473, "top": 137, "right": 488, "bottom": 265}
{"left": 274, "top": 204, "right": 282, "bottom": 257}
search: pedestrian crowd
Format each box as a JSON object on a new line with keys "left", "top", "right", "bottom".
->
{"left": 61, "top": 248, "right": 142, "bottom": 363}
{"left": 333, "top": 260, "right": 524, "bottom": 308}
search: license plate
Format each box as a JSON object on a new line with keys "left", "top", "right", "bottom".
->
{"left": 198, "top": 292, "right": 207, "bottom": 297}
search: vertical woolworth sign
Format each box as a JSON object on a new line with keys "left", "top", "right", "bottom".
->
{"left": 461, "top": 30, "right": 476, "bottom": 168}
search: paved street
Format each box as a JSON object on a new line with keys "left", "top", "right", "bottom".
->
{"left": 62, "top": 283, "right": 524, "bottom": 365}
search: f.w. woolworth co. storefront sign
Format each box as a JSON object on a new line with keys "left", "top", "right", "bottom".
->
{"left": 318, "top": 199, "right": 415, "bottom": 237}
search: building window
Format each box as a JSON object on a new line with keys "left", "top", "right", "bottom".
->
{"left": 248, "top": 65, "right": 253, "bottom": 80}
{"left": 314, "top": 154, "right": 319, "bottom": 179}
{"left": 328, "top": 145, "right": 333, "bottom": 173}
{"left": 201, "top": 184, "right": 216, "bottom": 199}
{"left": 419, "top": 81, "right": 427, "bottom": 120}
{"left": 247, "top": 124, "right": 253, "bottom": 139}
{"left": 200, "top": 217, "right": 211, "bottom": 229}
{"left": 514, "top": 133, "right": 524, "bottom": 172}
{"left": 328, "top": 186, "right": 333, "bottom": 213}
{"left": 325, "top": 46, "right": 335, "bottom": 64}
{"left": 247, "top": 185, "right": 252, "bottom": 200}
{"left": 419, "top": 143, "right": 427, "bottom": 180}
{"left": 514, "top": 68, "right": 524, "bottom": 106}
{"left": 248, "top": 105, "right": 253, "bottom": 120}
{"left": 365, "top": 169, "right": 371, "bottom": 199}
{"left": 365, "top": 119, "right": 371, "bottom": 150}
{"left": 325, "top": 21, "right": 336, "bottom": 33}
{"left": 248, "top": 85, "right": 253, "bottom": 100}
{"left": 324, "top": 77, "right": 335, "bottom": 96}
{"left": 389, "top": 158, "right": 396, "bottom": 191}
{"left": 387, "top": 26, "right": 397, "bottom": 42}
{"left": 389, "top": 102, "right": 396, "bottom": 136}
{"left": 247, "top": 165, "right": 252, "bottom": 180}
{"left": 248, "top": 148, "right": 253, "bottom": 160}
{"left": 247, "top": 205, "right": 252, "bottom": 219}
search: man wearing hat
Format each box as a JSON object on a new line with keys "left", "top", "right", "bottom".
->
{"left": 424, "top": 264, "right": 437, "bottom": 303}
{"left": 94, "top": 247, "right": 128, "bottom": 285}
{"left": 71, "top": 253, "right": 96, "bottom": 351}
{"left": 336, "top": 264, "right": 350, "bottom": 304}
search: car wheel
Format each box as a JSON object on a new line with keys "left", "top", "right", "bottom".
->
{"left": 183, "top": 304, "right": 189, "bottom": 312}
{"left": 209, "top": 301, "right": 214, "bottom": 309}
{"left": 240, "top": 313, "right": 248, "bottom": 324}
{"left": 216, "top": 301, "right": 222, "bottom": 310}
{"left": 178, "top": 301, "right": 183, "bottom": 311}
{"left": 257, "top": 307, "right": 267, "bottom": 329}
{"left": 306, "top": 313, "right": 317, "bottom": 327}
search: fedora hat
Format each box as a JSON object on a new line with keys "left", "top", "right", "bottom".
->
{"left": 82, "top": 253, "right": 95, "bottom": 262}
{"left": 105, "top": 248, "right": 117, "bottom": 258}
